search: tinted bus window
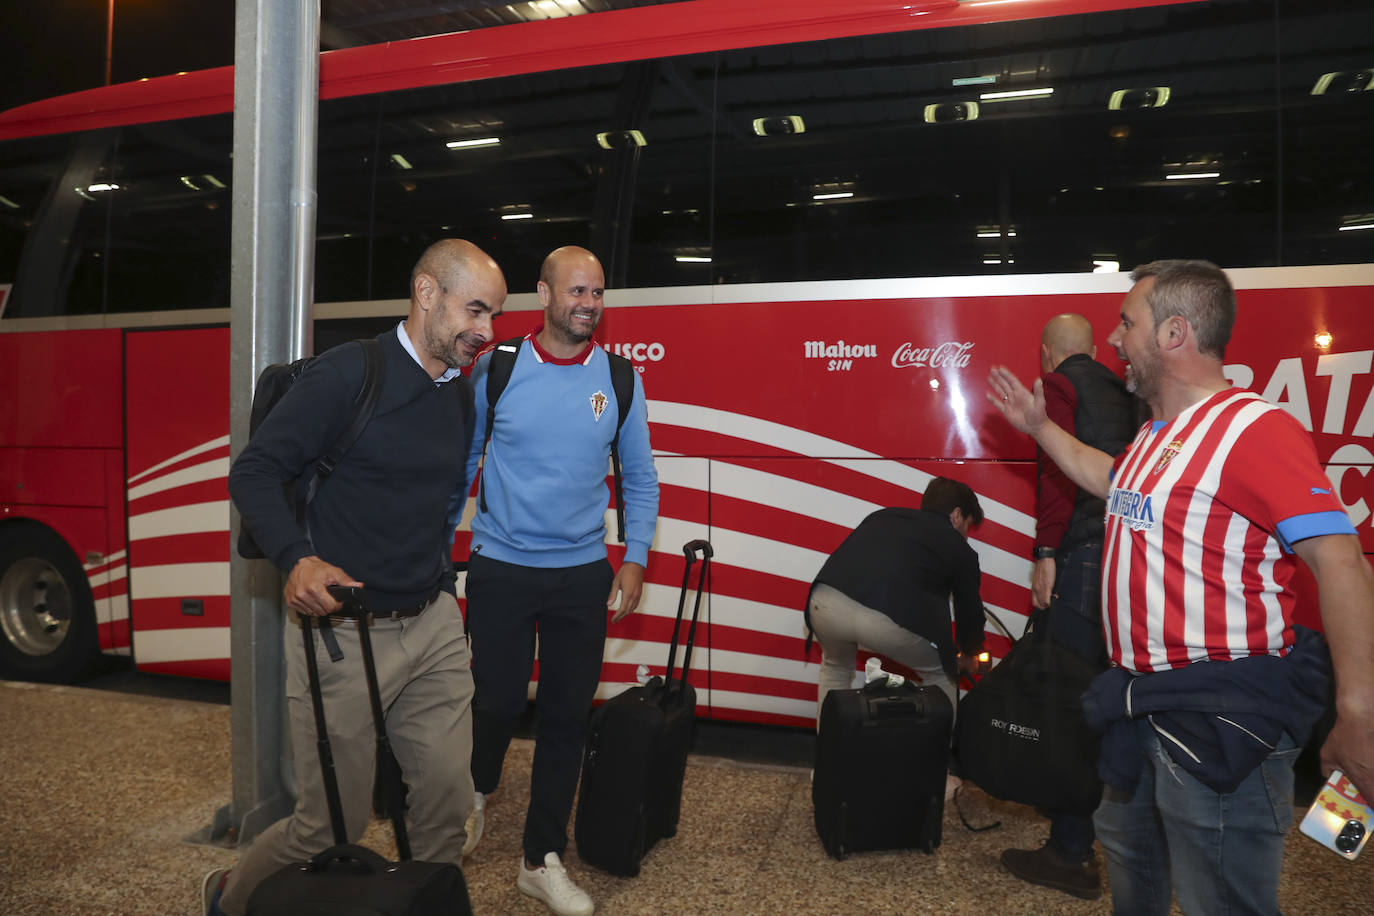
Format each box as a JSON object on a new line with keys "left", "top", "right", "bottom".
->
{"left": 0, "top": 134, "right": 65, "bottom": 316}
{"left": 105, "top": 115, "right": 233, "bottom": 313}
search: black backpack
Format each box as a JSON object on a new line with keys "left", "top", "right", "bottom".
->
{"left": 476, "top": 335, "right": 635, "bottom": 541}
{"left": 236, "top": 339, "right": 385, "bottom": 560}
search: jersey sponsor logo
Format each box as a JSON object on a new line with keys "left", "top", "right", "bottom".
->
{"left": 604, "top": 341, "right": 665, "bottom": 362}
{"left": 1154, "top": 438, "right": 1185, "bottom": 475}
{"left": 590, "top": 389, "right": 608, "bottom": 421}
{"left": 1108, "top": 487, "right": 1156, "bottom": 531}
{"left": 891, "top": 340, "right": 974, "bottom": 369}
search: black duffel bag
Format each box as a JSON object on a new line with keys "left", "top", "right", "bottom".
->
{"left": 955, "top": 608, "right": 1103, "bottom": 815}
{"left": 247, "top": 844, "right": 468, "bottom": 916}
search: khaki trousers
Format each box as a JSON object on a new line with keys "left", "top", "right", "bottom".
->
{"left": 219, "top": 591, "right": 475, "bottom": 916}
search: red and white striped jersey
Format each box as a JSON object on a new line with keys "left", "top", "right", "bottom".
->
{"left": 1102, "top": 388, "right": 1352, "bottom": 673}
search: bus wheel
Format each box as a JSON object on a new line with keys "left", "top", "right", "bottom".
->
{"left": 0, "top": 525, "right": 100, "bottom": 683}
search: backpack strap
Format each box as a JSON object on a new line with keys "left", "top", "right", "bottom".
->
{"left": 307, "top": 339, "right": 384, "bottom": 496}
{"left": 607, "top": 352, "right": 635, "bottom": 544}
{"left": 477, "top": 336, "right": 524, "bottom": 514}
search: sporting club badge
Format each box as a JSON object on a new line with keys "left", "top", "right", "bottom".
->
{"left": 1154, "top": 438, "right": 1184, "bottom": 475}
{"left": 589, "top": 389, "right": 608, "bottom": 422}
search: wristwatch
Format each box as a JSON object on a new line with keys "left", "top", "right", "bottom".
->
{"left": 1033, "top": 546, "right": 1058, "bottom": 559}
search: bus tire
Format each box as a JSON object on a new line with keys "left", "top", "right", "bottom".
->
{"left": 0, "top": 524, "right": 100, "bottom": 684}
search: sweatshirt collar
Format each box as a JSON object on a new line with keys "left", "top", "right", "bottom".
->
{"left": 529, "top": 325, "right": 598, "bottom": 365}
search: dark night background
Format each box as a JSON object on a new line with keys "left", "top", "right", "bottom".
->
{"left": 0, "top": 0, "right": 235, "bottom": 113}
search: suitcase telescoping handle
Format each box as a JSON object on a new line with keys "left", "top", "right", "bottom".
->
{"left": 662, "top": 539, "right": 712, "bottom": 695}
{"left": 300, "top": 586, "right": 414, "bottom": 861}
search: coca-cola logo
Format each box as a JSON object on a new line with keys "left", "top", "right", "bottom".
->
{"left": 892, "top": 341, "right": 975, "bottom": 369}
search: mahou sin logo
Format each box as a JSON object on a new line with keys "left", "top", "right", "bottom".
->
{"left": 891, "top": 340, "right": 975, "bottom": 369}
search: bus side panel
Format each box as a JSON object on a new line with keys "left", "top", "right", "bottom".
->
{"left": 599, "top": 295, "right": 1058, "bottom": 726}
{"left": 0, "top": 329, "right": 123, "bottom": 448}
{"left": 1223, "top": 284, "right": 1374, "bottom": 558}
{"left": 123, "top": 326, "right": 231, "bottom": 679}
{"left": 0, "top": 329, "right": 126, "bottom": 655}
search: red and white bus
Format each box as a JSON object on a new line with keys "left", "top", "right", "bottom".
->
{"left": 1, "top": 0, "right": 1370, "bottom": 727}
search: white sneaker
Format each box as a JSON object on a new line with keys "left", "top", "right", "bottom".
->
{"left": 462, "top": 791, "right": 485, "bottom": 858}
{"left": 517, "top": 852, "right": 594, "bottom": 916}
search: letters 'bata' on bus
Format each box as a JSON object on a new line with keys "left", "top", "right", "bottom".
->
{"left": 0, "top": 0, "right": 1370, "bottom": 727}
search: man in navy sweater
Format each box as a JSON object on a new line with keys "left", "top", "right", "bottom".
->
{"left": 207, "top": 239, "right": 505, "bottom": 916}
{"left": 460, "top": 246, "right": 659, "bottom": 916}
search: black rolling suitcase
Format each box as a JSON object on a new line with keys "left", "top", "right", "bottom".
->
{"left": 812, "top": 677, "right": 953, "bottom": 859}
{"left": 246, "top": 588, "right": 472, "bottom": 916}
{"left": 574, "top": 539, "right": 712, "bottom": 877}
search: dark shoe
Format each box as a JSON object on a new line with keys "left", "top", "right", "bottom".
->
{"left": 1001, "top": 844, "right": 1102, "bottom": 900}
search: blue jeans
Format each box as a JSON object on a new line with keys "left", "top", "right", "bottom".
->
{"left": 1094, "top": 718, "right": 1299, "bottom": 915}
{"left": 1046, "top": 541, "right": 1108, "bottom": 862}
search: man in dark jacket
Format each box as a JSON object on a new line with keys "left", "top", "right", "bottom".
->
{"left": 205, "top": 239, "right": 506, "bottom": 916}
{"left": 808, "top": 476, "right": 984, "bottom": 721}
{"left": 1001, "top": 313, "right": 1142, "bottom": 901}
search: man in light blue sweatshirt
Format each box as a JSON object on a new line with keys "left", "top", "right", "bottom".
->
{"left": 460, "top": 245, "right": 659, "bottom": 916}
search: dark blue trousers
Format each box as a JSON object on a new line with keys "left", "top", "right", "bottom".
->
{"left": 466, "top": 553, "right": 611, "bottom": 863}
{"left": 1045, "top": 540, "right": 1110, "bottom": 863}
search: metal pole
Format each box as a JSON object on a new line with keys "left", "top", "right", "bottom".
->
{"left": 201, "top": 0, "right": 320, "bottom": 849}
{"left": 105, "top": 0, "right": 113, "bottom": 86}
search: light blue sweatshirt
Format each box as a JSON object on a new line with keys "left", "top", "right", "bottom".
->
{"left": 460, "top": 334, "right": 659, "bottom": 568}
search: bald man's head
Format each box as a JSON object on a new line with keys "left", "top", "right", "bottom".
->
{"left": 407, "top": 238, "right": 506, "bottom": 375}
{"left": 1040, "top": 313, "right": 1096, "bottom": 373}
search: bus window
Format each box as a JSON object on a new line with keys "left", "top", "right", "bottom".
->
{"left": 104, "top": 115, "right": 233, "bottom": 313}
{"left": 0, "top": 135, "right": 62, "bottom": 316}
{"left": 1280, "top": 2, "right": 1374, "bottom": 264}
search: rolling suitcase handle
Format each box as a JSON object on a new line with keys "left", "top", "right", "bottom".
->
{"left": 295, "top": 586, "right": 414, "bottom": 862}
{"left": 662, "top": 539, "right": 712, "bottom": 695}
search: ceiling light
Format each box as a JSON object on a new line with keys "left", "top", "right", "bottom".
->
{"left": 976, "top": 226, "right": 1016, "bottom": 238}
{"left": 180, "top": 176, "right": 201, "bottom": 190}
{"left": 813, "top": 191, "right": 854, "bottom": 201}
{"left": 390, "top": 153, "right": 413, "bottom": 169}
{"left": 675, "top": 256, "right": 711, "bottom": 263}
{"left": 752, "top": 116, "right": 805, "bottom": 137}
{"left": 1311, "top": 69, "right": 1374, "bottom": 95}
{"left": 202, "top": 174, "right": 225, "bottom": 189}
{"left": 1339, "top": 215, "right": 1374, "bottom": 231}
{"left": 952, "top": 75, "right": 997, "bottom": 87}
{"left": 446, "top": 137, "right": 500, "bottom": 150}
{"left": 980, "top": 88, "right": 1053, "bottom": 101}
{"left": 596, "top": 130, "right": 647, "bottom": 149}
{"left": 501, "top": 213, "right": 534, "bottom": 221}
{"left": 1165, "top": 172, "right": 1220, "bottom": 180}
{"left": 1109, "top": 87, "right": 1171, "bottom": 110}
{"left": 87, "top": 183, "right": 120, "bottom": 192}
{"left": 1092, "top": 259, "right": 1120, "bottom": 273}
{"left": 0, "top": 195, "right": 18, "bottom": 209}
{"left": 924, "top": 102, "right": 979, "bottom": 123}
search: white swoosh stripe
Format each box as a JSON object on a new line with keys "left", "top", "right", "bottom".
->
{"left": 132, "top": 626, "right": 229, "bottom": 664}
{"left": 128, "top": 436, "right": 230, "bottom": 485}
{"left": 130, "top": 563, "right": 229, "bottom": 599}
{"left": 128, "top": 457, "right": 230, "bottom": 501}
{"left": 129, "top": 502, "right": 230, "bottom": 541}
{"left": 647, "top": 401, "right": 1034, "bottom": 533}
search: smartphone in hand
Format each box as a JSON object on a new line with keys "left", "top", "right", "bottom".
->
{"left": 1299, "top": 770, "right": 1370, "bottom": 861}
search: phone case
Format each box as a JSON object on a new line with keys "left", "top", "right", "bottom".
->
{"left": 1299, "top": 770, "right": 1370, "bottom": 861}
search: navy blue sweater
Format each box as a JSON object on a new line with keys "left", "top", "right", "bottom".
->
{"left": 228, "top": 327, "right": 474, "bottom": 612}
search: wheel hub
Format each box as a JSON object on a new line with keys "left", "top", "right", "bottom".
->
{"left": 0, "top": 557, "right": 72, "bottom": 656}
